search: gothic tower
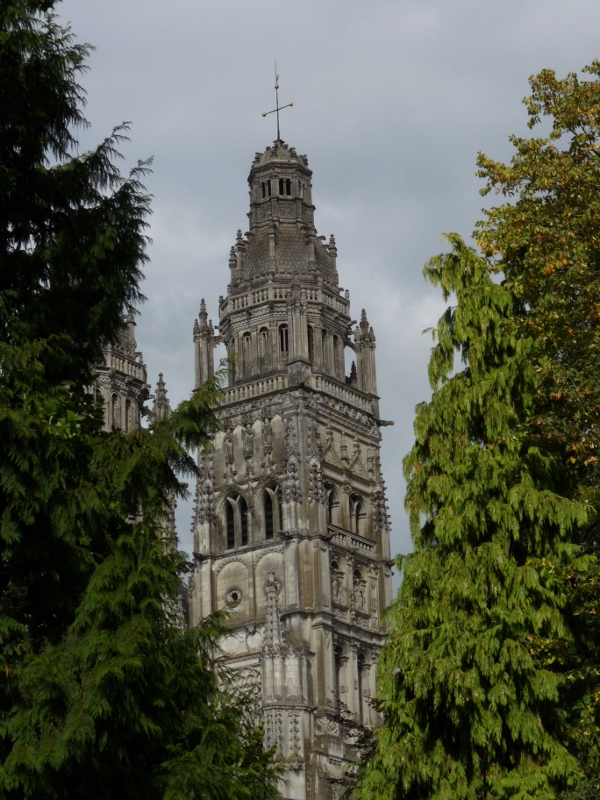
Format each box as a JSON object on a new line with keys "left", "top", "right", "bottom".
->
{"left": 94, "top": 310, "right": 149, "bottom": 432}
{"left": 189, "top": 139, "right": 393, "bottom": 800}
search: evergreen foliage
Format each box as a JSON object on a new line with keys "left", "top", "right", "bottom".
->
{"left": 355, "top": 64, "right": 600, "bottom": 800}
{"left": 0, "top": 3, "right": 280, "bottom": 797}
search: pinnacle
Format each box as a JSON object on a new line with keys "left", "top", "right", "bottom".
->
{"left": 153, "top": 373, "right": 171, "bottom": 421}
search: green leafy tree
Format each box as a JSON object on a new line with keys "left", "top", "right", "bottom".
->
{"left": 0, "top": 3, "right": 280, "bottom": 798}
{"left": 355, "top": 64, "right": 600, "bottom": 800}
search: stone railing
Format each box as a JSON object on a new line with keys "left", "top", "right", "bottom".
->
{"left": 104, "top": 352, "right": 146, "bottom": 381}
{"left": 318, "top": 290, "right": 348, "bottom": 314}
{"left": 222, "top": 374, "right": 287, "bottom": 404}
{"left": 223, "top": 285, "right": 349, "bottom": 314}
{"left": 328, "top": 525, "right": 375, "bottom": 554}
{"left": 310, "top": 374, "right": 372, "bottom": 413}
{"left": 221, "top": 370, "right": 373, "bottom": 412}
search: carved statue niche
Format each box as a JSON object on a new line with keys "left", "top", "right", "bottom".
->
{"left": 330, "top": 558, "right": 346, "bottom": 605}
{"left": 225, "top": 427, "right": 234, "bottom": 464}
{"left": 243, "top": 420, "right": 254, "bottom": 459}
{"left": 262, "top": 415, "right": 272, "bottom": 451}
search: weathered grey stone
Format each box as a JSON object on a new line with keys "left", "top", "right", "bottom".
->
{"left": 190, "top": 139, "right": 392, "bottom": 800}
{"left": 93, "top": 310, "right": 150, "bottom": 432}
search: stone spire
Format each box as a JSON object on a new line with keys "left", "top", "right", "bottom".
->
{"left": 355, "top": 308, "right": 378, "bottom": 397}
{"left": 152, "top": 373, "right": 171, "bottom": 421}
{"left": 193, "top": 298, "right": 216, "bottom": 389}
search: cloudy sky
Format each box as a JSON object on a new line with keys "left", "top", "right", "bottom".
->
{"left": 58, "top": 0, "right": 600, "bottom": 565}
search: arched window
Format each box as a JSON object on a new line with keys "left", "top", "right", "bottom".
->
{"left": 286, "top": 178, "right": 291, "bottom": 195}
{"left": 279, "top": 324, "right": 289, "bottom": 357}
{"left": 261, "top": 182, "right": 266, "bottom": 199}
{"left": 267, "top": 180, "right": 271, "bottom": 197}
{"left": 263, "top": 484, "right": 281, "bottom": 540}
{"left": 324, "top": 482, "right": 339, "bottom": 526}
{"left": 226, "top": 501, "right": 235, "bottom": 549}
{"left": 264, "top": 492, "right": 274, "bottom": 540}
{"left": 240, "top": 496, "right": 248, "bottom": 545}
{"left": 350, "top": 494, "right": 366, "bottom": 536}
{"left": 224, "top": 494, "right": 250, "bottom": 550}
{"left": 278, "top": 491, "right": 284, "bottom": 533}
{"left": 279, "top": 178, "right": 284, "bottom": 195}
{"left": 307, "top": 325, "right": 315, "bottom": 363}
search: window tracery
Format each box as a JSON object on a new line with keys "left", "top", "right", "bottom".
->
{"left": 224, "top": 493, "right": 250, "bottom": 550}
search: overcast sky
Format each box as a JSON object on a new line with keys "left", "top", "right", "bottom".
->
{"left": 57, "top": 0, "right": 600, "bottom": 565}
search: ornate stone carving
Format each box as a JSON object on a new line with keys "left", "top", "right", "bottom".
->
{"left": 308, "top": 456, "right": 324, "bottom": 503}
{"left": 243, "top": 421, "right": 254, "bottom": 459}
{"left": 195, "top": 476, "right": 215, "bottom": 525}
{"left": 214, "top": 556, "right": 248, "bottom": 576}
{"left": 232, "top": 666, "right": 262, "bottom": 707}
{"left": 188, "top": 138, "right": 393, "bottom": 795}
{"left": 288, "top": 361, "right": 311, "bottom": 386}
{"left": 283, "top": 455, "right": 301, "bottom": 503}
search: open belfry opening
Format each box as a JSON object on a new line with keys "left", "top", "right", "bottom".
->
{"left": 189, "top": 138, "right": 393, "bottom": 800}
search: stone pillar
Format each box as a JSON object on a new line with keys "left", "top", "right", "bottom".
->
{"left": 348, "top": 641, "right": 360, "bottom": 717}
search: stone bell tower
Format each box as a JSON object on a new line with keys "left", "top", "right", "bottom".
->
{"left": 189, "top": 139, "right": 393, "bottom": 800}
{"left": 94, "top": 310, "right": 149, "bottom": 432}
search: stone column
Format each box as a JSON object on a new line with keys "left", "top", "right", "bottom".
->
{"left": 348, "top": 641, "right": 360, "bottom": 717}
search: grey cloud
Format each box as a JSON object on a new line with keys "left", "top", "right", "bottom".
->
{"left": 59, "top": 0, "right": 600, "bottom": 567}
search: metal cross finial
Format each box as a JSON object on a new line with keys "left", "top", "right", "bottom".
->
{"left": 262, "top": 64, "right": 293, "bottom": 141}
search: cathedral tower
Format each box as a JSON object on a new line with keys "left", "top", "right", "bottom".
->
{"left": 94, "top": 310, "right": 149, "bottom": 432}
{"left": 189, "top": 139, "right": 393, "bottom": 800}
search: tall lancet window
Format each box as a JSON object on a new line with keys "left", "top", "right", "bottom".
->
{"left": 263, "top": 483, "right": 281, "bottom": 540}
{"left": 226, "top": 501, "right": 235, "bottom": 549}
{"left": 279, "top": 324, "right": 289, "bottom": 358}
{"left": 324, "top": 482, "right": 339, "bottom": 526}
{"left": 240, "top": 496, "right": 248, "bottom": 545}
{"left": 307, "top": 325, "right": 315, "bottom": 363}
{"left": 350, "top": 493, "right": 366, "bottom": 536}
{"left": 225, "top": 494, "right": 250, "bottom": 549}
{"left": 264, "top": 492, "right": 274, "bottom": 540}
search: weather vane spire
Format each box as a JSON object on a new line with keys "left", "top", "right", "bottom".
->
{"left": 262, "top": 63, "right": 293, "bottom": 141}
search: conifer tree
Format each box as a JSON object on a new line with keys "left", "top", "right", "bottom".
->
{"left": 0, "top": 3, "right": 280, "bottom": 797}
{"left": 355, "top": 64, "right": 600, "bottom": 800}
